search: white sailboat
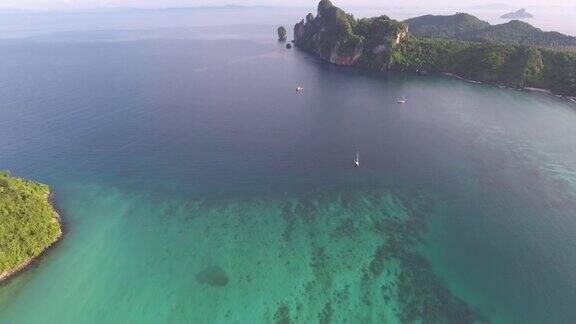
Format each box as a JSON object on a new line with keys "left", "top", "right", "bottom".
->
{"left": 354, "top": 151, "right": 359, "bottom": 167}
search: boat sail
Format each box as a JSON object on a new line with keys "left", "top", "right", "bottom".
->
{"left": 354, "top": 151, "right": 359, "bottom": 167}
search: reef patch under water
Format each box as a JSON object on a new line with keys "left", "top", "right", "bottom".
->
{"left": 179, "top": 186, "right": 484, "bottom": 322}
{"left": 196, "top": 266, "right": 229, "bottom": 287}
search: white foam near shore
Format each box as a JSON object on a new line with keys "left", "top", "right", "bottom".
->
{"left": 524, "top": 87, "right": 552, "bottom": 94}
{"left": 524, "top": 88, "right": 576, "bottom": 104}
{"left": 441, "top": 73, "right": 482, "bottom": 84}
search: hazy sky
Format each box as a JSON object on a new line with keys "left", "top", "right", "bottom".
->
{"left": 3, "top": 0, "right": 576, "bottom": 10}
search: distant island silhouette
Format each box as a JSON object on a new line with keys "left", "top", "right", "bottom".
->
{"left": 500, "top": 8, "right": 534, "bottom": 19}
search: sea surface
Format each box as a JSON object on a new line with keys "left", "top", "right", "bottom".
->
{"left": 1, "top": 8, "right": 576, "bottom": 324}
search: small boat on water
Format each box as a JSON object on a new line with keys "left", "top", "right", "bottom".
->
{"left": 397, "top": 98, "right": 406, "bottom": 104}
{"left": 354, "top": 151, "right": 359, "bottom": 167}
{"left": 296, "top": 85, "right": 304, "bottom": 92}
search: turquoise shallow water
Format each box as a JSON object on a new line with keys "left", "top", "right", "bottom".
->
{"left": 1, "top": 18, "right": 576, "bottom": 323}
{"left": 1, "top": 183, "right": 460, "bottom": 323}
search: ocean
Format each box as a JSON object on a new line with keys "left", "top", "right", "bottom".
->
{"left": 0, "top": 7, "right": 576, "bottom": 323}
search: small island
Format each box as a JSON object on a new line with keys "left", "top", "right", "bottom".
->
{"left": 0, "top": 171, "right": 63, "bottom": 283}
{"left": 500, "top": 8, "right": 533, "bottom": 19}
{"left": 293, "top": 0, "right": 576, "bottom": 97}
{"left": 277, "top": 26, "right": 287, "bottom": 41}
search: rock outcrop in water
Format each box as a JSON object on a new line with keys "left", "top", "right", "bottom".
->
{"left": 293, "top": 0, "right": 576, "bottom": 97}
{"left": 277, "top": 26, "right": 287, "bottom": 42}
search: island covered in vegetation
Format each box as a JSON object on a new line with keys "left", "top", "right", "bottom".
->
{"left": 293, "top": 0, "right": 576, "bottom": 97}
{"left": 0, "top": 171, "right": 62, "bottom": 283}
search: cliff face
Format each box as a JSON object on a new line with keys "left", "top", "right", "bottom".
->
{"left": 293, "top": 0, "right": 407, "bottom": 68}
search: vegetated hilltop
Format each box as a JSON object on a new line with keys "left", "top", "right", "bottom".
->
{"left": 0, "top": 171, "right": 62, "bottom": 282}
{"left": 406, "top": 14, "right": 576, "bottom": 48}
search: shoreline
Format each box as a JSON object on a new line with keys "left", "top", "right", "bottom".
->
{"left": 298, "top": 46, "right": 576, "bottom": 105}
{"left": 0, "top": 191, "right": 65, "bottom": 285}
{"left": 440, "top": 72, "right": 576, "bottom": 104}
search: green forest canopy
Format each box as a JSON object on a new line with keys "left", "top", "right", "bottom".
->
{"left": 0, "top": 171, "right": 61, "bottom": 276}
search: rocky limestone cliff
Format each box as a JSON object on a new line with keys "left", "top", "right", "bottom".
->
{"left": 293, "top": 0, "right": 407, "bottom": 68}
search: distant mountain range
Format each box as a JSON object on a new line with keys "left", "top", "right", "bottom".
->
{"left": 0, "top": 5, "right": 285, "bottom": 15}
{"left": 405, "top": 13, "right": 576, "bottom": 48}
